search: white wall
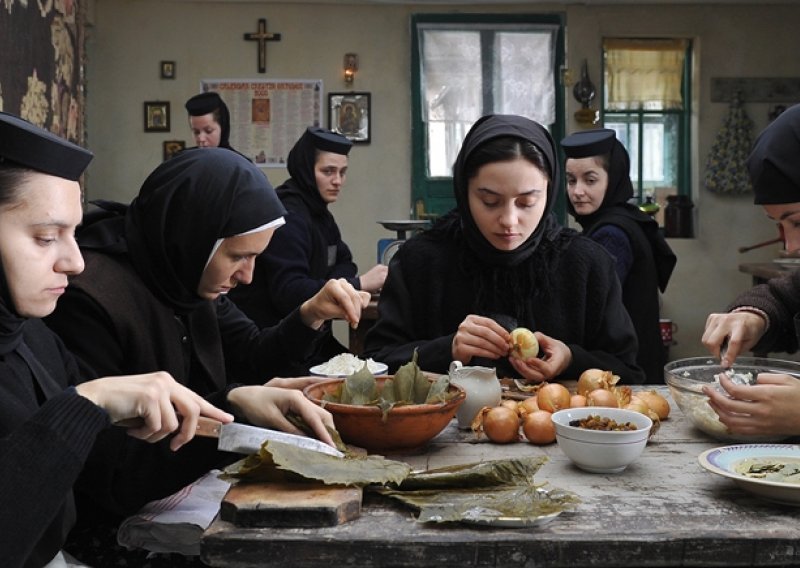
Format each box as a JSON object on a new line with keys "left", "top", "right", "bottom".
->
{"left": 85, "top": 1, "right": 800, "bottom": 364}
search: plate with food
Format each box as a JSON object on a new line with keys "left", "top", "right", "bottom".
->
{"left": 699, "top": 444, "right": 800, "bottom": 505}
{"left": 309, "top": 353, "right": 388, "bottom": 377}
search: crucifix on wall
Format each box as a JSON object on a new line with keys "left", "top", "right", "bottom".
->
{"left": 243, "top": 18, "right": 281, "bottom": 73}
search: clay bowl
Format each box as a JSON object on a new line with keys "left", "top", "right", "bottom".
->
{"left": 303, "top": 375, "right": 465, "bottom": 453}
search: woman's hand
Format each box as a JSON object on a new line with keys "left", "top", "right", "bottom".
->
{"left": 300, "top": 278, "right": 371, "bottom": 330}
{"left": 264, "top": 376, "right": 329, "bottom": 390}
{"left": 703, "top": 373, "right": 800, "bottom": 437}
{"left": 451, "top": 314, "right": 511, "bottom": 364}
{"left": 359, "top": 264, "right": 388, "bottom": 293}
{"left": 227, "top": 385, "right": 336, "bottom": 447}
{"left": 75, "top": 372, "right": 233, "bottom": 451}
{"left": 509, "top": 332, "right": 571, "bottom": 384}
{"left": 702, "top": 311, "right": 767, "bottom": 367}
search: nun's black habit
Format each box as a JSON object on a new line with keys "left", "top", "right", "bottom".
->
{"left": 44, "top": 149, "right": 328, "bottom": 538}
{"left": 363, "top": 115, "right": 644, "bottom": 384}
{"left": 0, "top": 112, "right": 109, "bottom": 568}
{"left": 561, "top": 129, "right": 676, "bottom": 383}
{"left": 229, "top": 127, "right": 358, "bottom": 373}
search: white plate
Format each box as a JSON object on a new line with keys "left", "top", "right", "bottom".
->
{"left": 699, "top": 444, "right": 800, "bottom": 505}
{"left": 309, "top": 361, "right": 388, "bottom": 378}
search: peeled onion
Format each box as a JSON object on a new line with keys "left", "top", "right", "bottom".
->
{"left": 586, "top": 388, "right": 619, "bottom": 408}
{"left": 509, "top": 327, "right": 539, "bottom": 359}
{"left": 536, "top": 383, "right": 571, "bottom": 413}
{"left": 577, "top": 368, "right": 619, "bottom": 397}
{"left": 636, "top": 390, "right": 671, "bottom": 420}
{"left": 478, "top": 406, "right": 520, "bottom": 443}
{"left": 522, "top": 410, "right": 556, "bottom": 444}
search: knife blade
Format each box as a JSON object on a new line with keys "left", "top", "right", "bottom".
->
{"left": 195, "top": 416, "right": 344, "bottom": 458}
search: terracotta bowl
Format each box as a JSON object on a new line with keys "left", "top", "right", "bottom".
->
{"left": 303, "top": 375, "right": 465, "bottom": 452}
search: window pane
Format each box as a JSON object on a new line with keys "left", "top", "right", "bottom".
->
{"left": 420, "top": 26, "right": 557, "bottom": 178}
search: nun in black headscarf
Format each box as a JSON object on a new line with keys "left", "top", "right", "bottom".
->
{"left": 364, "top": 114, "right": 643, "bottom": 385}
{"left": 229, "top": 127, "right": 387, "bottom": 374}
{"left": 701, "top": 103, "right": 800, "bottom": 438}
{"left": 561, "top": 129, "right": 676, "bottom": 383}
{"left": 0, "top": 113, "right": 233, "bottom": 567}
{"left": 185, "top": 91, "right": 249, "bottom": 158}
{"left": 45, "top": 148, "right": 368, "bottom": 552}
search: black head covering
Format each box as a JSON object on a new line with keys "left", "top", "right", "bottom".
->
{"left": 748, "top": 103, "right": 800, "bottom": 205}
{"left": 277, "top": 126, "right": 353, "bottom": 217}
{"left": 0, "top": 111, "right": 93, "bottom": 180}
{"left": 185, "top": 92, "right": 232, "bottom": 149}
{"left": 561, "top": 131, "right": 676, "bottom": 291}
{"left": 0, "top": 112, "right": 92, "bottom": 355}
{"left": 452, "top": 114, "right": 561, "bottom": 267}
{"left": 80, "top": 148, "right": 286, "bottom": 313}
{"left": 561, "top": 128, "right": 616, "bottom": 159}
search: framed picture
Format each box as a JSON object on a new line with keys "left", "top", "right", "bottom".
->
{"left": 328, "top": 92, "right": 370, "bottom": 143}
{"left": 160, "top": 60, "right": 176, "bottom": 79}
{"left": 163, "top": 140, "right": 186, "bottom": 161}
{"left": 144, "top": 101, "right": 170, "bottom": 132}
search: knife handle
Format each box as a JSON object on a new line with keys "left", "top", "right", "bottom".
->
{"left": 114, "top": 415, "right": 222, "bottom": 439}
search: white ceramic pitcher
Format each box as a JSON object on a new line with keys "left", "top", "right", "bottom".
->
{"left": 448, "top": 361, "right": 502, "bottom": 429}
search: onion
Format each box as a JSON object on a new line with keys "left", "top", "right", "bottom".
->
{"left": 577, "top": 368, "right": 619, "bottom": 396}
{"left": 477, "top": 406, "right": 520, "bottom": 443}
{"left": 536, "top": 383, "right": 571, "bottom": 413}
{"left": 522, "top": 410, "right": 556, "bottom": 444}
{"left": 636, "top": 390, "right": 671, "bottom": 420}
{"left": 586, "top": 388, "right": 619, "bottom": 408}
{"left": 509, "top": 327, "right": 539, "bottom": 359}
{"left": 624, "top": 395, "right": 650, "bottom": 415}
{"left": 570, "top": 394, "right": 587, "bottom": 408}
{"left": 518, "top": 396, "right": 539, "bottom": 415}
{"left": 500, "top": 399, "right": 520, "bottom": 412}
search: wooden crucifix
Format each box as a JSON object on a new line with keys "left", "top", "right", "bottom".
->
{"left": 243, "top": 18, "right": 281, "bottom": 73}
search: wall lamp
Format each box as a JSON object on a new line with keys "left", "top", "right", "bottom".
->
{"left": 344, "top": 53, "right": 358, "bottom": 84}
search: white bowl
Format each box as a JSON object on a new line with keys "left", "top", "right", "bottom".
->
{"left": 551, "top": 407, "right": 652, "bottom": 474}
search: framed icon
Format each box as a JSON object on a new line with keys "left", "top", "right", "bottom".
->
{"left": 328, "top": 92, "right": 370, "bottom": 144}
{"left": 160, "top": 61, "right": 176, "bottom": 79}
{"left": 163, "top": 140, "right": 186, "bottom": 161}
{"left": 144, "top": 101, "right": 170, "bottom": 132}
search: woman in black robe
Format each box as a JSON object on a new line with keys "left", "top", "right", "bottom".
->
{"left": 44, "top": 147, "right": 369, "bottom": 564}
{"left": 229, "top": 127, "right": 387, "bottom": 373}
{"left": 0, "top": 113, "right": 231, "bottom": 567}
{"left": 363, "top": 114, "right": 644, "bottom": 384}
{"left": 561, "top": 129, "right": 676, "bottom": 383}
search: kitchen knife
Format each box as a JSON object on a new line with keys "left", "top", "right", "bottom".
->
{"left": 194, "top": 416, "right": 344, "bottom": 458}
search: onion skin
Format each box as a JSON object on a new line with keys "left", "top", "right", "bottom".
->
{"left": 586, "top": 388, "right": 619, "bottom": 408}
{"left": 522, "top": 410, "right": 556, "bottom": 444}
{"left": 537, "top": 383, "right": 571, "bottom": 413}
{"left": 636, "top": 390, "right": 671, "bottom": 420}
{"left": 478, "top": 406, "right": 520, "bottom": 443}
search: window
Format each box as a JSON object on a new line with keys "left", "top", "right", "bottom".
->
{"left": 411, "top": 14, "right": 566, "bottom": 219}
{"left": 602, "top": 38, "right": 692, "bottom": 211}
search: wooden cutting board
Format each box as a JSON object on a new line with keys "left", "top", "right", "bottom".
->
{"left": 219, "top": 481, "right": 362, "bottom": 528}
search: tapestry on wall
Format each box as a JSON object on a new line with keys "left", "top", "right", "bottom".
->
{"left": 0, "top": 0, "right": 86, "bottom": 145}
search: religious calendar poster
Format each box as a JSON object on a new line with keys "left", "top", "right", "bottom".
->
{"left": 200, "top": 78, "right": 323, "bottom": 167}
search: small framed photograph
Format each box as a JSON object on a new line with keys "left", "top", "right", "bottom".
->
{"left": 328, "top": 92, "right": 370, "bottom": 144}
{"left": 144, "top": 101, "right": 170, "bottom": 132}
{"left": 160, "top": 61, "right": 175, "bottom": 79}
{"left": 163, "top": 140, "right": 186, "bottom": 161}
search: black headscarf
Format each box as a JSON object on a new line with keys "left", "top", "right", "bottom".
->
{"left": 185, "top": 92, "right": 233, "bottom": 150}
{"left": 451, "top": 114, "right": 562, "bottom": 268}
{"left": 748, "top": 103, "right": 800, "bottom": 205}
{"left": 0, "top": 112, "right": 93, "bottom": 355}
{"left": 563, "top": 136, "right": 676, "bottom": 291}
{"left": 276, "top": 127, "right": 353, "bottom": 217}
{"left": 79, "top": 148, "right": 286, "bottom": 313}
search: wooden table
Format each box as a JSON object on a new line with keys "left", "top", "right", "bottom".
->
{"left": 201, "top": 388, "right": 800, "bottom": 567}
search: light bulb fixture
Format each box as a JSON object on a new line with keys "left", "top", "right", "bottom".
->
{"left": 344, "top": 53, "right": 358, "bottom": 84}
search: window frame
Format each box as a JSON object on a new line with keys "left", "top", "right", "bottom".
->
{"left": 411, "top": 13, "right": 567, "bottom": 220}
{"left": 600, "top": 38, "right": 693, "bottom": 202}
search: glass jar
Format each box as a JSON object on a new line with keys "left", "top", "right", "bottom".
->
{"left": 664, "top": 195, "right": 694, "bottom": 238}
